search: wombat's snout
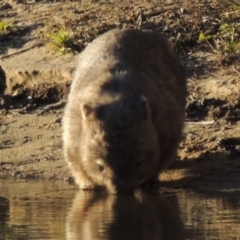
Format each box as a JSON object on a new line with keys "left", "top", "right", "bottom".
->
{"left": 112, "top": 180, "right": 137, "bottom": 194}
{"left": 97, "top": 160, "right": 138, "bottom": 194}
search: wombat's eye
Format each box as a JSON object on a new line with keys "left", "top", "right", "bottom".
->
{"left": 96, "top": 160, "right": 104, "bottom": 172}
{"left": 93, "top": 131, "right": 98, "bottom": 138}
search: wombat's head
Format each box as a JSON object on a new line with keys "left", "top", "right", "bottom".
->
{"left": 79, "top": 96, "right": 159, "bottom": 193}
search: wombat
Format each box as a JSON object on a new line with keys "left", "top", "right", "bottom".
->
{"left": 62, "top": 28, "right": 186, "bottom": 193}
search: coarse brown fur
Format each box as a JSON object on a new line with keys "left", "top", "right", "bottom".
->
{"left": 62, "top": 28, "right": 186, "bottom": 193}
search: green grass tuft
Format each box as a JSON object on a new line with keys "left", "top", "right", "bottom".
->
{"left": 46, "top": 28, "right": 74, "bottom": 54}
{"left": 0, "top": 21, "right": 16, "bottom": 32}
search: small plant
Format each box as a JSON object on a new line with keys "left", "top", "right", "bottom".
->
{"left": 0, "top": 21, "right": 16, "bottom": 33}
{"left": 199, "top": 22, "right": 240, "bottom": 54}
{"left": 217, "top": 23, "right": 240, "bottom": 53}
{"left": 46, "top": 28, "right": 74, "bottom": 54}
{"left": 198, "top": 3, "right": 240, "bottom": 54}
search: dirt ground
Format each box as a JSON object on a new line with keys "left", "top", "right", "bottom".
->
{"left": 0, "top": 0, "right": 240, "bottom": 192}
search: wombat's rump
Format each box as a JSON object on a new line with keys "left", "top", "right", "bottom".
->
{"left": 62, "top": 28, "right": 186, "bottom": 193}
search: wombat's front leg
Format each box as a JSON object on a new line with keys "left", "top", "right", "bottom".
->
{"left": 65, "top": 150, "right": 97, "bottom": 190}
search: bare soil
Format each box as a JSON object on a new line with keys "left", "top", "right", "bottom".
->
{"left": 1, "top": 0, "right": 240, "bottom": 192}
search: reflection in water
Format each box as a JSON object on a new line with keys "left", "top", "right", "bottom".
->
{"left": 0, "top": 179, "right": 77, "bottom": 240}
{"left": 1, "top": 179, "right": 240, "bottom": 239}
{"left": 66, "top": 191, "right": 185, "bottom": 240}
{"left": 0, "top": 197, "right": 10, "bottom": 239}
{"left": 177, "top": 191, "right": 240, "bottom": 239}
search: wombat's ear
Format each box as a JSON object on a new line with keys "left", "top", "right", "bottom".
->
{"left": 80, "top": 103, "right": 94, "bottom": 120}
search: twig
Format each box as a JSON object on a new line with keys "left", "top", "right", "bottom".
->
{"left": 195, "top": 25, "right": 217, "bottom": 53}
{"left": 0, "top": 42, "right": 44, "bottom": 60}
{"left": 223, "top": 10, "right": 240, "bottom": 16}
{"left": 186, "top": 120, "right": 215, "bottom": 125}
{"left": 146, "top": 8, "right": 179, "bottom": 18}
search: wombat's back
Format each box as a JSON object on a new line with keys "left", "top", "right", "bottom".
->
{"left": 63, "top": 29, "right": 186, "bottom": 193}
{"left": 69, "top": 29, "right": 185, "bottom": 106}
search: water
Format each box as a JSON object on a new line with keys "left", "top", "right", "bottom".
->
{"left": 1, "top": 179, "right": 240, "bottom": 240}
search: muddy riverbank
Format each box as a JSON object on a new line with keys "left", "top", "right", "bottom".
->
{"left": 1, "top": 0, "right": 240, "bottom": 193}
